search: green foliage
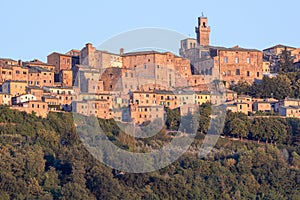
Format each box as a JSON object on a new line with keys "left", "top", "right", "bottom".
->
{"left": 231, "top": 74, "right": 292, "bottom": 100}
{"left": 278, "top": 47, "right": 295, "bottom": 73}
{"left": 0, "top": 107, "right": 299, "bottom": 199}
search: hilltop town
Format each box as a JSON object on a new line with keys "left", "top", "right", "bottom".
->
{"left": 0, "top": 16, "right": 300, "bottom": 122}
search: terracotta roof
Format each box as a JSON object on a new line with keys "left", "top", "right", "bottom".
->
{"left": 4, "top": 80, "right": 27, "bottom": 83}
{"left": 24, "top": 59, "right": 54, "bottom": 67}
{"left": 48, "top": 52, "right": 73, "bottom": 58}
{"left": 122, "top": 50, "right": 177, "bottom": 57}
{"left": 210, "top": 46, "right": 261, "bottom": 52}
{"left": 0, "top": 58, "right": 17, "bottom": 62}
{"left": 26, "top": 86, "right": 43, "bottom": 90}
{"left": 263, "top": 44, "right": 296, "bottom": 51}
{"left": 28, "top": 66, "right": 51, "bottom": 73}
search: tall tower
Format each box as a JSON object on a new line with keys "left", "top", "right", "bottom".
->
{"left": 195, "top": 15, "right": 211, "bottom": 46}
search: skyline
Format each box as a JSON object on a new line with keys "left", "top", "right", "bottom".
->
{"left": 1, "top": 0, "right": 299, "bottom": 61}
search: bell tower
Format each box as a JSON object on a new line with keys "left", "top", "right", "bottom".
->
{"left": 195, "top": 14, "right": 211, "bottom": 46}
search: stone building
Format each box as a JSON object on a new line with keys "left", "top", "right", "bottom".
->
{"left": 279, "top": 106, "right": 300, "bottom": 118}
{"left": 195, "top": 16, "right": 211, "bottom": 46}
{"left": 129, "top": 104, "right": 165, "bottom": 125}
{"left": 195, "top": 91, "right": 210, "bottom": 105}
{"left": 26, "top": 86, "right": 44, "bottom": 101}
{"left": 12, "top": 94, "right": 37, "bottom": 105}
{"left": 0, "top": 65, "right": 28, "bottom": 84}
{"left": 23, "top": 59, "right": 55, "bottom": 71}
{"left": 0, "top": 58, "right": 19, "bottom": 68}
{"left": 42, "top": 95, "right": 60, "bottom": 111}
{"left": 80, "top": 43, "right": 122, "bottom": 69}
{"left": 28, "top": 66, "right": 54, "bottom": 87}
{"left": 72, "top": 99, "right": 113, "bottom": 119}
{"left": 252, "top": 99, "right": 278, "bottom": 113}
{"left": 11, "top": 100, "right": 49, "bottom": 118}
{"left": 47, "top": 52, "right": 73, "bottom": 73}
{"left": 43, "top": 86, "right": 74, "bottom": 110}
{"left": 2, "top": 80, "right": 27, "bottom": 96}
{"left": 59, "top": 69, "right": 73, "bottom": 87}
{"left": 263, "top": 44, "right": 296, "bottom": 56}
{"left": 47, "top": 52, "right": 79, "bottom": 85}
{"left": 180, "top": 16, "right": 263, "bottom": 87}
{"left": 121, "top": 51, "right": 192, "bottom": 91}
{"left": 210, "top": 46, "right": 263, "bottom": 85}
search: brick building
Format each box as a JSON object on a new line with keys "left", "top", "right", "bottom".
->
{"left": 180, "top": 16, "right": 264, "bottom": 87}
{"left": 11, "top": 100, "right": 48, "bottom": 118}
{"left": 72, "top": 99, "right": 113, "bottom": 119}
{"left": 47, "top": 52, "right": 73, "bottom": 73}
{"left": 0, "top": 65, "right": 28, "bottom": 84}
{"left": 129, "top": 104, "right": 165, "bottom": 124}
{"left": 28, "top": 66, "right": 54, "bottom": 87}
{"left": 23, "top": 59, "right": 55, "bottom": 71}
{"left": 26, "top": 86, "right": 44, "bottom": 101}
{"left": 80, "top": 43, "right": 122, "bottom": 69}
{"left": 195, "top": 16, "right": 211, "bottom": 46}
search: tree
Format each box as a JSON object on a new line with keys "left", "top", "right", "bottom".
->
{"left": 278, "top": 47, "right": 295, "bottom": 73}
{"left": 227, "top": 118, "right": 248, "bottom": 139}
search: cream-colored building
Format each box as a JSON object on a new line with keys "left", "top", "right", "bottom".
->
{"left": 0, "top": 93, "right": 11, "bottom": 105}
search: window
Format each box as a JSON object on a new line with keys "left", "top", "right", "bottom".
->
{"left": 32, "top": 104, "right": 34, "bottom": 108}
{"left": 247, "top": 58, "right": 250, "bottom": 64}
{"left": 125, "top": 72, "right": 128, "bottom": 77}
{"left": 224, "top": 57, "right": 228, "bottom": 63}
{"left": 235, "top": 57, "right": 239, "bottom": 63}
{"left": 23, "top": 71, "right": 27, "bottom": 75}
{"left": 236, "top": 69, "right": 240, "bottom": 75}
{"left": 144, "top": 65, "right": 147, "bottom": 69}
{"left": 257, "top": 72, "right": 260, "bottom": 77}
{"left": 148, "top": 59, "right": 150, "bottom": 62}
{"left": 16, "top": 70, "right": 20, "bottom": 74}
{"left": 157, "top": 65, "right": 160, "bottom": 69}
{"left": 44, "top": 80, "right": 46, "bottom": 83}
{"left": 247, "top": 71, "right": 250, "bottom": 76}
{"left": 2, "top": 71, "right": 5, "bottom": 74}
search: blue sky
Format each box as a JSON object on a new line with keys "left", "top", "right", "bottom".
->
{"left": 1, "top": 0, "right": 299, "bottom": 61}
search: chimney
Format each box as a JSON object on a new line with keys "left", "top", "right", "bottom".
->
{"left": 18, "top": 60, "right": 22, "bottom": 66}
{"left": 120, "top": 48, "right": 124, "bottom": 55}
